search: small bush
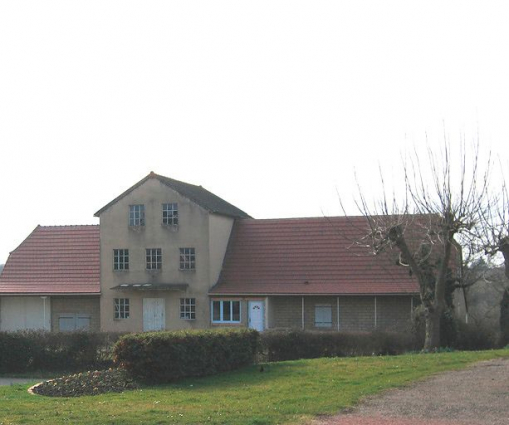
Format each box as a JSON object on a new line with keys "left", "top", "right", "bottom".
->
{"left": 0, "top": 331, "right": 123, "bottom": 373}
{"left": 259, "top": 329, "right": 415, "bottom": 362}
{"left": 113, "top": 328, "right": 259, "bottom": 383}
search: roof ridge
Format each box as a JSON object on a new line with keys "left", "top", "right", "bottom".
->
{"left": 37, "top": 224, "right": 99, "bottom": 228}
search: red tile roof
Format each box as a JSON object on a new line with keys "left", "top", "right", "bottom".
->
{"left": 210, "top": 217, "right": 419, "bottom": 296}
{"left": 0, "top": 225, "right": 100, "bottom": 295}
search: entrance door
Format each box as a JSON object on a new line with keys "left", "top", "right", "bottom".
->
{"left": 248, "top": 301, "right": 265, "bottom": 331}
{"left": 143, "top": 298, "right": 165, "bottom": 331}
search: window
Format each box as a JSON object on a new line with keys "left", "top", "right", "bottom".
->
{"left": 146, "top": 248, "right": 162, "bottom": 270}
{"left": 58, "top": 314, "right": 91, "bottom": 331}
{"left": 113, "top": 249, "right": 129, "bottom": 270}
{"left": 211, "top": 300, "right": 241, "bottom": 323}
{"left": 180, "top": 298, "right": 196, "bottom": 320}
{"left": 315, "top": 305, "right": 332, "bottom": 328}
{"left": 162, "top": 203, "right": 178, "bottom": 225}
{"left": 114, "top": 298, "right": 130, "bottom": 319}
{"left": 129, "top": 204, "right": 145, "bottom": 226}
{"left": 179, "top": 248, "right": 195, "bottom": 270}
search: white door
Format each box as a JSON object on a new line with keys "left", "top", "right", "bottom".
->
{"left": 143, "top": 298, "right": 165, "bottom": 331}
{"left": 248, "top": 301, "right": 265, "bottom": 331}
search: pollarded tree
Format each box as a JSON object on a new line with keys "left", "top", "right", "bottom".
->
{"left": 354, "top": 141, "right": 491, "bottom": 351}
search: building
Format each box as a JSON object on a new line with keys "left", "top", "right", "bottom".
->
{"left": 0, "top": 172, "right": 419, "bottom": 332}
{"left": 0, "top": 225, "right": 100, "bottom": 331}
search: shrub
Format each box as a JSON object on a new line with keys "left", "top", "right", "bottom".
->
{"left": 0, "top": 332, "right": 33, "bottom": 373}
{"left": 0, "top": 331, "right": 123, "bottom": 373}
{"left": 259, "top": 329, "right": 415, "bottom": 362}
{"left": 113, "top": 328, "right": 259, "bottom": 383}
{"left": 455, "top": 322, "right": 498, "bottom": 350}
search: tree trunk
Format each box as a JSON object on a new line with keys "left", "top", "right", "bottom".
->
{"left": 424, "top": 305, "right": 442, "bottom": 351}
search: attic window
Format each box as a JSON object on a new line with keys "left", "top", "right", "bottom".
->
{"left": 162, "top": 203, "right": 178, "bottom": 226}
{"left": 129, "top": 204, "right": 145, "bottom": 226}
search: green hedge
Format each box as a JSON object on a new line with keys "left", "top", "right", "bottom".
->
{"left": 259, "top": 329, "right": 416, "bottom": 362}
{"left": 113, "top": 328, "right": 259, "bottom": 383}
{"left": 0, "top": 331, "right": 122, "bottom": 373}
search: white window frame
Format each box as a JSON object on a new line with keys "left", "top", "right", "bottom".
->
{"left": 114, "top": 298, "right": 130, "bottom": 319}
{"left": 211, "top": 300, "right": 241, "bottom": 323}
{"left": 162, "top": 203, "right": 179, "bottom": 226}
{"left": 315, "top": 304, "right": 332, "bottom": 328}
{"left": 179, "top": 247, "right": 196, "bottom": 270}
{"left": 180, "top": 298, "right": 196, "bottom": 320}
{"left": 146, "top": 248, "right": 162, "bottom": 270}
{"left": 113, "top": 249, "right": 129, "bottom": 271}
{"left": 129, "top": 204, "right": 145, "bottom": 226}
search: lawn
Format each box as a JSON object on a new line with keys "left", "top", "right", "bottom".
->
{"left": 1, "top": 349, "right": 508, "bottom": 425}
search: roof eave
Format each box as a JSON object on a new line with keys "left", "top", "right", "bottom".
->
{"left": 208, "top": 291, "right": 419, "bottom": 297}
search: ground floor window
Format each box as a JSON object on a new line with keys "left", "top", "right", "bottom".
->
{"left": 315, "top": 304, "right": 332, "bottom": 328}
{"left": 180, "top": 298, "right": 196, "bottom": 320}
{"left": 211, "top": 300, "right": 241, "bottom": 323}
{"left": 58, "top": 313, "right": 91, "bottom": 331}
{"left": 114, "top": 298, "right": 130, "bottom": 319}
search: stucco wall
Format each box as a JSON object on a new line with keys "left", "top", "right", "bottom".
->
{"left": 208, "top": 214, "right": 235, "bottom": 285}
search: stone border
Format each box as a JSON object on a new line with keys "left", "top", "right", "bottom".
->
{"left": 27, "top": 380, "right": 51, "bottom": 396}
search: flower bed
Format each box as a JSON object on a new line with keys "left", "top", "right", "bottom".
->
{"left": 30, "top": 368, "right": 138, "bottom": 397}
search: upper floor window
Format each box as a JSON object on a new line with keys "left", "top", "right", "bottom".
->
{"left": 129, "top": 204, "right": 145, "bottom": 226}
{"left": 179, "top": 248, "right": 195, "bottom": 270}
{"left": 146, "top": 248, "right": 162, "bottom": 270}
{"left": 162, "top": 203, "right": 178, "bottom": 226}
{"left": 114, "top": 298, "right": 130, "bottom": 319}
{"left": 113, "top": 249, "right": 129, "bottom": 271}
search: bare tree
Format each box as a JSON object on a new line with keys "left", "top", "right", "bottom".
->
{"left": 474, "top": 171, "right": 509, "bottom": 343}
{"left": 353, "top": 141, "right": 491, "bottom": 351}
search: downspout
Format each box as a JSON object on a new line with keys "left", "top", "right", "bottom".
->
{"left": 265, "top": 296, "right": 269, "bottom": 329}
{"left": 374, "top": 296, "right": 377, "bottom": 329}
{"left": 336, "top": 297, "right": 340, "bottom": 331}
{"left": 41, "top": 296, "right": 47, "bottom": 331}
{"left": 301, "top": 297, "right": 305, "bottom": 330}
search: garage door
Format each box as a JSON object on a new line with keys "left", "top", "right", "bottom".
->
{"left": 0, "top": 297, "right": 51, "bottom": 331}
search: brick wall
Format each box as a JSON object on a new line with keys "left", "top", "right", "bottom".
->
{"left": 51, "top": 297, "right": 100, "bottom": 332}
{"left": 269, "top": 295, "right": 413, "bottom": 332}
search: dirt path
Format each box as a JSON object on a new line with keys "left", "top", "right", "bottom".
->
{"left": 310, "top": 358, "right": 509, "bottom": 425}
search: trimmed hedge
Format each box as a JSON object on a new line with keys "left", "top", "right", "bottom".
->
{"left": 0, "top": 331, "right": 122, "bottom": 373}
{"left": 113, "top": 328, "right": 259, "bottom": 383}
{"left": 259, "top": 329, "right": 416, "bottom": 362}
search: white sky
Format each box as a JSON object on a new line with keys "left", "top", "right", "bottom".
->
{"left": 1, "top": 1, "right": 508, "bottom": 264}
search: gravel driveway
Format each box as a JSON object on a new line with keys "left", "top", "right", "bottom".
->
{"left": 310, "top": 358, "right": 509, "bottom": 425}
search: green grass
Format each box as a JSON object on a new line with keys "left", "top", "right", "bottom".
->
{"left": 1, "top": 349, "right": 508, "bottom": 425}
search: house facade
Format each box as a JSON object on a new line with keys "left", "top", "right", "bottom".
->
{"left": 94, "top": 172, "right": 250, "bottom": 332}
{"left": 0, "top": 172, "right": 420, "bottom": 333}
{"left": 0, "top": 225, "right": 100, "bottom": 332}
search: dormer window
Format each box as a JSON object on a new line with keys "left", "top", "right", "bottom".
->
{"left": 129, "top": 204, "right": 145, "bottom": 226}
{"left": 162, "top": 203, "right": 178, "bottom": 226}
